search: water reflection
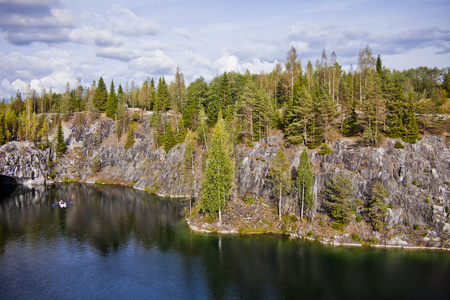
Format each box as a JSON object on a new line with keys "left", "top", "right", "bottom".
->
{"left": 0, "top": 183, "right": 183, "bottom": 255}
{"left": 1, "top": 184, "right": 449, "bottom": 299}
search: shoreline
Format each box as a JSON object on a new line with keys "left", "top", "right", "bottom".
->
{"left": 186, "top": 218, "right": 450, "bottom": 252}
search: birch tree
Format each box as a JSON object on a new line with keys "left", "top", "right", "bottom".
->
{"left": 296, "top": 148, "right": 314, "bottom": 220}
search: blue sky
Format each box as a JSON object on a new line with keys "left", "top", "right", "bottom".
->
{"left": 0, "top": 0, "right": 449, "bottom": 99}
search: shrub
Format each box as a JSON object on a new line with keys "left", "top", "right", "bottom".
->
{"left": 245, "top": 197, "right": 255, "bottom": 204}
{"left": 394, "top": 141, "right": 405, "bottom": 149}
{"left": 351, "top": 233, "right": 359, "bottom": 241}
{"left": 414, "top": 224, "right": 420, "bottom": 230}
{"left": 91, "top": 155, "right": 101, "bottom": 172}
{"left": 369, "top": 237, "right": 377, "bottom": 245}
{"left": 318, "top": 143, "right": 332, "bottom": 155}
{"left": 332, "top": 222, "right": 344, "bottom": 231}
{"left": 306, "top": 230, "right": 313, "bottom": 237}
{"left": 412, "top": 179, "right": 418, "bottom": 186}
{"left": 356, "top": 215, "right": 362, "bottom": 222}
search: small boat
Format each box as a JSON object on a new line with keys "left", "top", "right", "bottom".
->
{"left": 58, "top": 200, "right": 67, "bottom": 208}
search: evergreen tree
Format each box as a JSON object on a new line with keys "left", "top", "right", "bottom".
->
{"left": 296, "top": 148, "right": 314, "bottom": 220}
{"left": 124, "top": 123, "right": 135, "bottom": 149}
{"left": 367, "top": 181, "right": 389, "bottom": 231}
{"left": 326, "top": 173, "right": 360, "bottom": 226}
{"left": 183, "top": 129, "right": 196, "bottom": 214}
{"left": 402, "top": 92, "right": 419, "bottom": 144}
{"left": 164, "top": 122, "right": 176, "bottom": 152}
{"left": 94, "top": 77, "right": 108, "bottom": 112}
{"left": 56, "top": 118, "right": 67, "bottom": 156}
{"left": 196, "top": 107, "right": 208, "bottom": 150}
{"left": 220, "top": 72, "right": 233, "bottom": 121}
{"left": 105, "top": 80, "right": 118, "bottom": 119}
{"left": 270, "top": 148, "right": 293, "bottom": 221}
{"left": 200, "top": 115, "right": 235, "bottom": 223}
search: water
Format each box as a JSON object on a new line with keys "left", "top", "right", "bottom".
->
{"left": 1, "top": 184, "right": 449, "bottom": 299}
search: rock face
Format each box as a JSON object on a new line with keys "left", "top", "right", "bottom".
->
{"left": 1, "top": 115, "right": 449, "bottom": 238}
{"left": 0, "top": 142, "right": 50, "bottom": 185}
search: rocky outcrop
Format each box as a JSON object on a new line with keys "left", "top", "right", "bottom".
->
{"left": 0, "top": 142, "right": 50, "bottom": 185}
{"left": 1, "top": 114, "right": 449, "bottom": 245}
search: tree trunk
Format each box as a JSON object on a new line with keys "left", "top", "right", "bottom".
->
{"left": 301, "top": 185, "right": 305, "bottom": 220}
{"left": 279, "top": 183, "right": 282, "bottom": 221}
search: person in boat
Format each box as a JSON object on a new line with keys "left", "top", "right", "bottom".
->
{"left": 59, "top": 200, "right": 65, "bottom": 205}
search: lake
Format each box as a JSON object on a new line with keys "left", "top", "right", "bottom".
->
{"left": 1, "top": 183, "right": 449, "bottom": 299}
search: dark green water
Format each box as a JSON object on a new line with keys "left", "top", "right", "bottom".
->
{"left": 0, "top": 183, "right": 449, "bottom": 299}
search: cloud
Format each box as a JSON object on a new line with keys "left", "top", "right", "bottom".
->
{"left": 109, "top": 5, "right": 160, "bottom": 36}
{"left": 128, "top": 50, "right": 175, "bottom": 75}
{"left": 0, "top": 0, "right": 74, "bottom": 45}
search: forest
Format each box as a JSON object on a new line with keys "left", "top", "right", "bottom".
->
{"left": 0, "top": 45, "right": 449, "bottom": 151}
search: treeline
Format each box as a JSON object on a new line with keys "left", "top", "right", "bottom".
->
{"left": 1, "top": 46, "right": 449, "bottom": 149}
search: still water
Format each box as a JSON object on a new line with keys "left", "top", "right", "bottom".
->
{"left": 0, "top": 183, "right": 449, "bottom": 299}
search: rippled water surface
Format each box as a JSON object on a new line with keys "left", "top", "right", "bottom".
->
{"left": 1, "top": 183, "right": 449, "bottom": 299}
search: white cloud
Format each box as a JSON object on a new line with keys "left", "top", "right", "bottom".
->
{"left": 109, "top": 5, "right": 160, "bottom": 36}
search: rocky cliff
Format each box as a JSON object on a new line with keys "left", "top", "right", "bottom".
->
{"left": 1, "top": 114, "right": 449, "bottom": 247}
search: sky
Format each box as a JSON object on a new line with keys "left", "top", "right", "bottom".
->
{"left": 0, "top": 0, "right": 449, "bottom": 99}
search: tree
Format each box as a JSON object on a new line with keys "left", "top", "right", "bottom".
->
{"left": 105, "top": 80, "right": 117, "bottom": 119}
{"left": 124, "top": 123, "right": 135, "bottom": 149}
{"left": 402, "top": 92, "right": 419, "bottom": 144}
{"left": 285, "top": 46, "right": 302, "bottom": 95}
{"left": 164, "top": 122, "right": 176, "bottom": 152}
{"left": 200, "top": 115, "right": 234, "bottom": 223}
{"left": 94, "top": 77, "right": 108, "bottom": 112}
{"left": 183, "top": 129, "right": 196, "bottom": 214}
{"left": 56, "top": 118, "right": 67, "bottom": 156}
{"left": 270, "top": 148, "right": 293, "bottom": 221}
{"left": 367, "top": 181, "right": 389, "bottom": 231}
{"left": 326, "top": 173, "right": 360, "bottom": 226}
{"left": 296, "top": 148, "right": 314, "bottom": 220}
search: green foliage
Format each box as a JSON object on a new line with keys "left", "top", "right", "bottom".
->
{"left": 368, "top": 237, "right": 377, "bottom": 245}
{"left": 245, "top": 197, "right": 255, "bottom": 204}
{"left": 342, "top": 108, "right": 359, "bottom": 137}
{"left": 356, "top": 215, "right": 362, "bottom": 222}
{"left": 200, "top": 116, "right": 235, "bottom": 217}
{"left": 55, "top": 118, "right": 67, "bottom": 156}
{"left": 270, "top": 148, "right": 293, "bottom": 221}
{"left": 91, "top": 155, "right": 101, "bottom": 172}
{"left": 105, "top": 79, "right": 117, "bottom": 119}
{"left": 413, "top": 224, "right": 419, "bottom": 230}
{"left": 164, "top": 122, "right": 176, "bottom": 152}
{"left": 296, "top": 148, "right": 314, "bottom": 219}
{"left": 394, "top": 141, "right": 405, "bottom": 149}
{"left": 318, "top": 142, "right": 332, "bottom": 155}
{"left": 326, "top": 173, "right": 360, "bottom": 224}
{"left": 124, "top": 124, "right": 135, "bottom": 149}
{"left": 94, "top": 76, "right": 108, "bottom": 112}
{"left": 401, "top": 92, "right": 419, "bottom": 144}
{"left": 332, "top": 222, "right": 344, "bottom": 231}
{"left": 306, "top": 230, "right": 313, "bottom": 237}
{"left": 367, "top": 181, "right": 389, "bottom": 231}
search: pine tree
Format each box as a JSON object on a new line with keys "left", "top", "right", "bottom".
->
{"left": 124, "top": 123, "right": 135, "bottom": 149}
{"left": 326, "top": 173, "right": 360, "bottom": 226}
{"left": 164, "top": 122, "right": 176, "bottom": 152}
{"left": 201, "top": 115, "right": 234, "bottom": 223}
{"left": 105, "top": 80, "right": 117, "bottom": 119}
{"left": 296, "top": 148, "right": 314, "bottom": 220}
{"left": 183, "top": 129, "right": 196, "bottom": 214}
{"left": 402, "top": 92, "right": 419, "bottom": 144}
{"left": 270, "top": 148, "right": 293, "bottom": 221}
{"left": 94, "top": 77, "right": 108, "bottom": 112}
{"left": 367, "top": 181, "right": 389, "bottom": 231}
{"left": 56, "top": 118, "right": 67, "bottom": 156}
